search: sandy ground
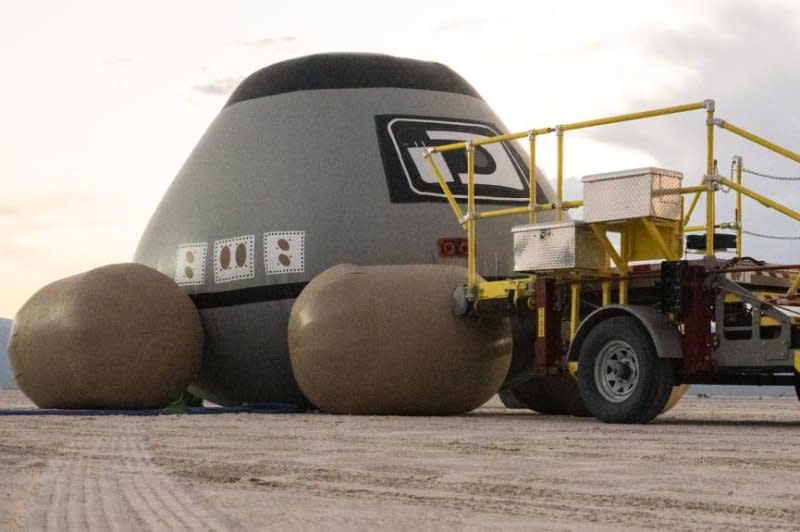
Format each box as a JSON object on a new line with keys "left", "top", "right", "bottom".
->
{"left": 2, "top": 391, "right": 800, "bottom": 531}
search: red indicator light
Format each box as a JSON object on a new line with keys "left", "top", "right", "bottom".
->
{"left": 437, "top": 237, "right": 468, "bottom": 258}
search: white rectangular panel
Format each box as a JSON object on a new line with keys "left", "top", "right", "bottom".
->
{"left": 264, "top": 231, "right": 305, "bottom": 274}
{"left": 213, "top": 235, "right": 255, "bottom": 283}
{"left": 175, "top": 243, "right": 207, "bottom": 286}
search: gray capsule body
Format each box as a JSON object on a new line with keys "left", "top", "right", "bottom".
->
{"left": 0, "top": 318, "right": 14, "bottom": 390}
{"left": 134, "top": 54, "right": 555, "bottom": 405}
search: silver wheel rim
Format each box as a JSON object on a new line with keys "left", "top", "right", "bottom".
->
{"left": 594, "top": 339, "right": 640, "bottom": 403}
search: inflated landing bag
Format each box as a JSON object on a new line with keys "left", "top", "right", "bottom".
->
{"left": 9, "top": 263, "right": 203, "bottom": 409}
{"left": 288, "top": 264, "right": 512, "bottom": 415}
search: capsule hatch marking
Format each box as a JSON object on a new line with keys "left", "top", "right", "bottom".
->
{"left": 265, "top": 231, "right": 305, "bottom": 274}
{"left": 213, "top": 235, "right": 255, "bottom": 283}
{"left": 175, "top": 243, "right": 207, "bottom": 286}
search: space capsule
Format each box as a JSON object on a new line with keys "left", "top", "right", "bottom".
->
{"left": 135, "top": 53, "right": 557, "bottom": 407}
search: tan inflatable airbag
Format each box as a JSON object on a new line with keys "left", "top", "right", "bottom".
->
{"left": 289, "top": 264, "right": 512, "bottom": 415}
{"left": 9, "top": 263, "right": 203, "bottom": 409}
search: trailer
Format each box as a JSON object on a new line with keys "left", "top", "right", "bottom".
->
{"left": 424, "top": 100, "right": 800, "bottom": 423}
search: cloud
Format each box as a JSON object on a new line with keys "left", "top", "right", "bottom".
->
{"left": 0, "top": 190, "right": 129, "bottom": 277}
{"left": 586, "top": 3, "right": 799, "bottom": 169}
{"left": 100, "top": 56, "right": 135, "bottom": 65}
{"left": 0, "top": 191, "right": 108, "bottom": 231}
{"left": 192, "top": 77, "right": 243, "bottom": 96}
{"left": 573, "top": 3, "right": 800, "bottom": 260}
{"left": 235, "top": 36, "right": 296, "bottom": 47}
{"left": 431, "top": 18, "right": 487, "bottom": 33}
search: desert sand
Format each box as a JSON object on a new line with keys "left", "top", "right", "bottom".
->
{"left": 2, "top": 389, "right": 800, "bottom": 531}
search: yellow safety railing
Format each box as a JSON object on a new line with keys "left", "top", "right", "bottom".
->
{"left": 423, "top": 99, "right": 800, "bottom": 310}
{"left": 682, "top": 119, "right": 800, "bottom": 257}
{"left": 425, "top": 100, "right": 712, "bottom": 290}
{"left": 682, "top": 155, "right": 743, "bottom": 258}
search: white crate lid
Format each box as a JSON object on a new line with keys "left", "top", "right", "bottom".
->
{"left": 581, "top": 166, "right": 683, "bottom": 183}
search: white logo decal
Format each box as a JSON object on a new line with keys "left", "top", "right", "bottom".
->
{"left": 264, "top": 231, "right": 305, "bottom": 274}
{"left": 213, "top": 235, "right": 255, "bottom": 283}
{"left": 175, "top": 243, "right": 207, "bottom": 286}
{"left": 383, "top": 117, "right": 529, "bottom": 202}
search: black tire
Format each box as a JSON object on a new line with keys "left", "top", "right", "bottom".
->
{"left": 577, "top": 316, "right": 674, "bottom": 424}
{"left": 501, "top": 310, "right": 590, "bottom": 416}
{"left": 498, "top": 388, "right": 527, "bottom": 409}
{"left": 507, "top": 376, "right": 591, "bottom": 417}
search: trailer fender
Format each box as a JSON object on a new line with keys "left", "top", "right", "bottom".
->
{"left": 567, "top": 305, "right": 682, "bottom": 372}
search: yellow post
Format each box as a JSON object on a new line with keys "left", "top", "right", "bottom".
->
{"left": 706, "top": 105, "right": 715, "bottom": 176}
{"left": 425, "top": 151, "right": 465, "bottom": 225}
{"left": 735, "top": 156, "right": 743, "bottom": 257}
{"left": 619, "top": 227, "right": 629, "bottom": 304}
{"left": 556, "top": 127, "right": 564, "bottom": 222}
{"left": 570, "top": 282, "right": 581, "bottom": 340}
{"left": 600, "top": 247, "right": 611, "bottom": 306}
{"left": 705, "top": 103, "right": 716, "bottom": 256}
{"left": 529, "top": 130, "right": 537, "bottom": 224}
{"left": 705, "top": 182, "right": 716, "bottom": 256}
{"left": 619, "top": 276, "right": 628, "bottom": 304}
{"left": 602, "top": 279, "right": 611, "bottom": 306}
{"left": 684, "top": 100, "right": 718, "bottom": 227}
{"left": 466, "top": 142, "right": 476, "bottom": 289}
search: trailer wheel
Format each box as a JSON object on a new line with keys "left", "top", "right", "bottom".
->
{"left": 577, "top": 316, "right": 674, "bottom": 423}
{"left": 506, "top": 376, "right": 591, "bottom": 416}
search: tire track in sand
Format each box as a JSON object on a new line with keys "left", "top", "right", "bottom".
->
{"left": 32, "top": 420, "right": 233, "bottom": 531}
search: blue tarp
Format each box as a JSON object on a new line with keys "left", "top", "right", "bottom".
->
{"left": 0, "top": 403, "right": 304, "bottom": 416}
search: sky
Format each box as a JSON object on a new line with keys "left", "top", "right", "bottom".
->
{"left": 1, "top": 0, "right": 799, "bottom": 317}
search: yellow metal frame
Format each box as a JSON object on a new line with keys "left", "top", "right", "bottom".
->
{"left": 715, "top": 119, "right": 800, "bottom": 164}
{"left": 475, "top": 279, "right": 531, "bottom": 301}
{"left": 734, "top": 156, "right": 743, "bottom": 257}
{"left": 423, "top": 99, "right": 799, "bottom": 309}
{"left": 719, "top": 177, "right": 800, "bottom": 223}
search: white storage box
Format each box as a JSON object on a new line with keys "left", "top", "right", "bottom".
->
{"left": 582, "top": 167, "right": 683, "bottom": 223}
{"left": 512, "top": 220, "right": 605, "bottom": 272}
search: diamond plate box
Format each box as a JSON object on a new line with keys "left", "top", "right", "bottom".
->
{"left": 512, "top": 220, "right": 605, "bottom": 272}
{"left": 582, "top": 167, "right": 683, "bottom": 223}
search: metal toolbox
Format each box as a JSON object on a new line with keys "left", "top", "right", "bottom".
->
{"left": 582, "top": 167, "right": 683, "bottom": 223}
{"left": 512, "top": 220, "right": 605, "bottom": 272}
